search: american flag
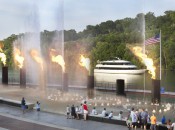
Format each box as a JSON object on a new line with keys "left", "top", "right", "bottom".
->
{"left": 145, "top": 34, "right": 160, "bottom": 45}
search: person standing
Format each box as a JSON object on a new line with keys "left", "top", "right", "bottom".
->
{"left": 161, "top": 115, "right": 166, "bottom": 124}
{"left": 150, "top": 113, "right": 157, "bottom": 130}
{"left": 83, "top": 101, "right": 88, "bottom": 120}
{"left": 71, "top": 105, "right": 76, "bottom": 119}
{"left": 36, "top": 101, "right": 40, "bottom": 111}
{"left": 126, "top": 111, "right": 132, "bottom": 128}
{"left": 130, "top": 107, "right": 137, "bottom": 129}
{"left": 171, "top": 120, "right": 175, "bottom": 130}
{"left": 21, "top": 97, "right": 26, "bottom": 114}
{"left": 141, "top": 109, "right": 148, "bottom": 129}
{"left": 66, "top": 105, "right": 70, "bottom": 119}
{"left": 167, "top": 119, "right": 171, "bottom": 130}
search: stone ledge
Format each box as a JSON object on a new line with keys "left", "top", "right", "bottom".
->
{"left": 0, "top": 97, "right": 34, "bottom": 110}
{"left": 79, "top": 114, "right": 169, "bottom": 130}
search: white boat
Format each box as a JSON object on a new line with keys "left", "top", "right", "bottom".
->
{"left": 94, "top": 57, "right": 145, "bottom": 74}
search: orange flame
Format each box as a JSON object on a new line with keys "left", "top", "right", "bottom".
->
{"left": 50, "top": 49, "right": 65, "bottom": 72}
{"left": 0, "top": 46, "right": 6, "bottom": 65}
{"left": 30, "top": 49, "right": 43, "bottom": 70}
{"left": 132, "top": 46, "right": 156, "bottom": 79}
{"left": 14, "top": 48, "right": 24, "bottom": 68}
{"left": 0, "top": 44, "right": 3, "bottom": 52}
{"left": 79, "top": 55, "right": 90, "bottom": 71}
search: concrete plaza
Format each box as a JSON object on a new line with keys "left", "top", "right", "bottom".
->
{"left": 0, "top": 104, "right": 129, "bottom": 130}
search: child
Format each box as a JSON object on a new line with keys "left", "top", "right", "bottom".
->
{"left": 66, "top": 105, "right": 70, "bottom": 119}
{"left": 126, "top": 111, "right": 132, "bottom": 128}
{"left": 167, "top": 119, "right": 171, "bottom": 130}
{"left": 118, "top": 111, "right": 123, "bottom": 120}
{"left": 21, "top": 97, "right": 26, "bottom": 114}
{"left": 75, "top": 106, "right": 80, "bottom": 119}
{"left": 36, "top": 101, "right": 40, "bottom": 111}
{"left": 91, "top": 107, "right": 98, "bottom": 115}
{"left": 108, "top": 111, "right": 113, "bottom": 119}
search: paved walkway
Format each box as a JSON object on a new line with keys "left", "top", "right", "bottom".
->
{"left": 0, "top": 104, "right": 128, "bottom": 130}
{"left": 0, "top": 115, "right": 63, "bottom": 130}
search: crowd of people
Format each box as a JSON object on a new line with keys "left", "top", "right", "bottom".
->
{"left": 126, "top": 107, "right": 151, "bottom": 129}
{"left": 20, "top": 98, "right": 175, "bottom": 130}
{"left": 66, "top": 101, "right": 89, "bottom": 120}
{"left": 126, "top": 107, "right": 175, "bottom": 130}
{"left": 161, "top": 115, "right": 175, "bottom": 130}
{"left": 66, "top": 101, "right": 124, "bottom": 121}
{"left": 66, "top": 103, "right": 175, "bottom": 130}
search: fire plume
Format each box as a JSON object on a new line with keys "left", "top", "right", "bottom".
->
{"left": 30, "top": 49, "right": 43, "bottom": 70}
{"left": 50, "top": 49, "right": 65, "bottom": 73}
{"left": 14, "top": 48, "right": 24, "bottom": 68}
{"left": 79, "top": 55, "right": 90, "bottom": 71}
{"left": 0, "top": 45, "right": 6, "bottom": 65}
{"left": 132, "top": 46, "right": 156, "bottom": 79}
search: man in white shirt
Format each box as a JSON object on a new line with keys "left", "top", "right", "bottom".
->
{"left": 75, "top": 106, "right": 80, "bottom": 119}
{"left": 78, "top": 103, "right": 83, "bottom": 114}
{"left": 102, "top": 108, "right": 107, "bottom": 117}
{"left": 130, "top": 107, "right": 137, "bottom": 128}
{"left": 91, "top": 107, "right": 98, "bottom": 115}
{"left": 171, "top": 122, "right": 175, "bottom": 130}
{"left": 108, "top": 111, "right": 113, "bottom": 119}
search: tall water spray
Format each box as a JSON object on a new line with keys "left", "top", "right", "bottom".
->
{"left": 47, "top": 0, "right": 64, "bottom": 88}
{"left": 19, "top": 3, "right": 42, "bottom": 86}
{"left": 12, "top": 0, "right": 64, "bottom": 92}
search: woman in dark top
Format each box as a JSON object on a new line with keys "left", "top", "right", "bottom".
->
{"left": 21, "top": 97, "right": 26, "bottom": 114}
{"left": 71, "top": 105, "right": 76, "bottom": 119}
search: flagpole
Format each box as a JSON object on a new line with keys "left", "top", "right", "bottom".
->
{"left": 160, "top": 30, "right": 162, "bottom": 80}
{"left": 143, "top": 14, "right": 145, "bottom": 101}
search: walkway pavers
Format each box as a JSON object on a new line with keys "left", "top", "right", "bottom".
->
{"left": 0, "top": 104, "right": 128, "bottom": 130}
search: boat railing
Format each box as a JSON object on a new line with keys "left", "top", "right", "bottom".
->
{"left": 94, "top": 81, "right": 135, "bottom": 91}
{"left": 95, "top": 81, "right": 116, "bottom": 91}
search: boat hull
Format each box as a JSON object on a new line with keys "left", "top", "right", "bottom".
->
{"left": 94, "top": 69, "right": 146, "bottom": 75}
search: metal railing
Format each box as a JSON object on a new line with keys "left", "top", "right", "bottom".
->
{"left": 95, "top": 82, "right": 116, "bottom": 91}
{"left": 94, "top": 81, "right": 136, "bottom": 91}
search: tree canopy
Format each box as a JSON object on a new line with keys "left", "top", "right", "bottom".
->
{"left": 1, "top": 10, "right": 175, "bottom": 71}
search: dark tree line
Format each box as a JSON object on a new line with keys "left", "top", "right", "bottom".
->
{"left": 1, "top": 10, "right": 175, "bottom": 71}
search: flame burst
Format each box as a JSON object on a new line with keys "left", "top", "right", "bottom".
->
{"left": 79, "top": 55, "right": 90, "bottom": 71}
{"left": 14, "top": 48, "right": 24, "bottom": 68}
{"left": 50, "top": 49, "right": 65, "bottom": 73}
{"left": 30, "top": 49, "right": 43, "bottom": 70}
{"left": 0, "top": 45, "right": 6, "bottom": 65}
{"left": 132, "top": 46, "right": 156, "bottom": 79}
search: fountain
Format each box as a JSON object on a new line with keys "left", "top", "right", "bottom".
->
{"left": 11, "top": 0, "right": 64, "bottom": 93}
{"left": 79, "top": 55, "right": 94, "bottom": 98}
{"left": 0, "top": 45, "right": 7, "bottom": 84}
{"left": 1, "top": 0, "right": 175, "bottom": 124}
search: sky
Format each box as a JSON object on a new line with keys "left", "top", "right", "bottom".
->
{"left": 0, "top": 0, "right": 175, "bottom": 40}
